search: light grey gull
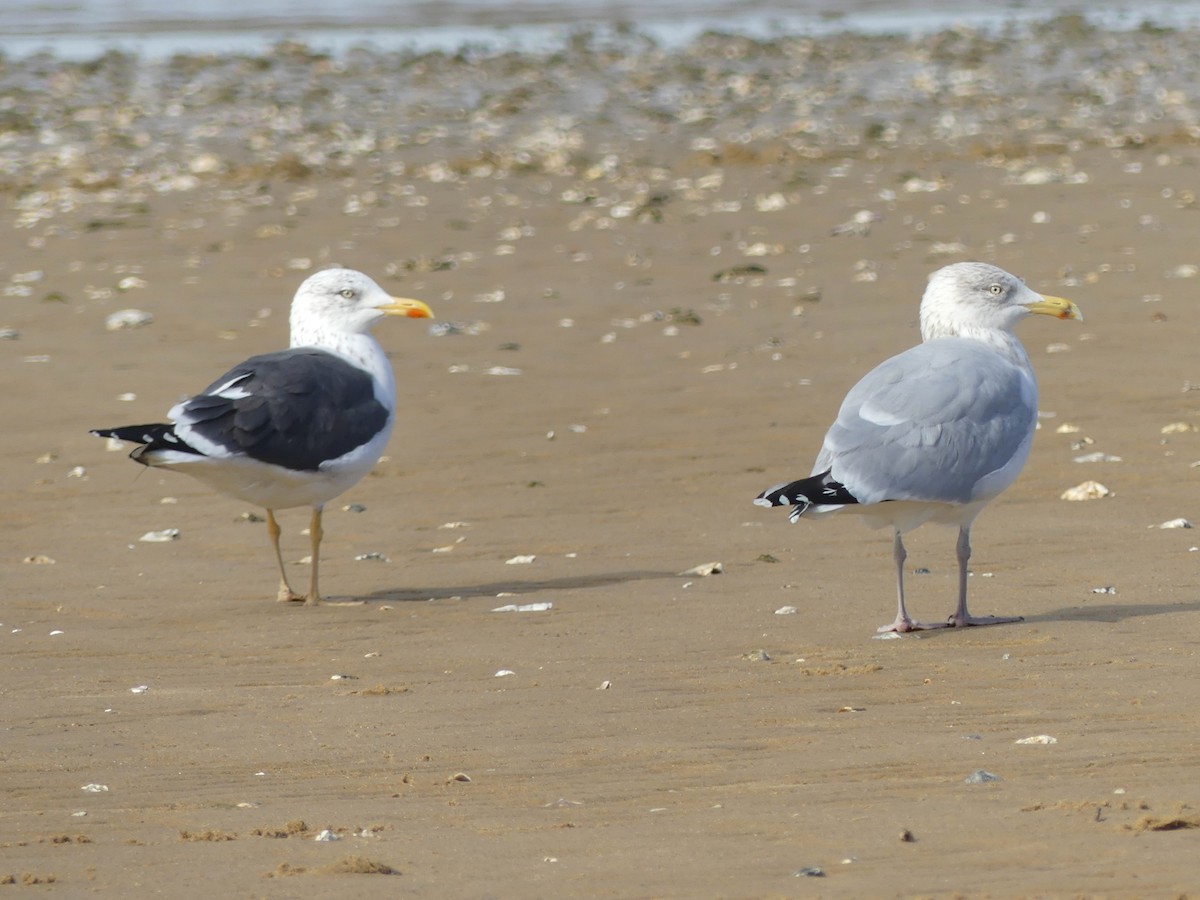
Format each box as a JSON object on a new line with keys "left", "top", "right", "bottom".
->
{"left": 92, "top": 268, "right": 433, "bottom": 606}
{"left": 755, "top": 262, "right": 1082, "bottom": 633}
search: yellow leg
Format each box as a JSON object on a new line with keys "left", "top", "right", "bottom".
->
{"left": 266, "top": 510, "right": 302, "bottom": 603}
{"left": 304, "top": 505, "right": 324, "bottom": 607}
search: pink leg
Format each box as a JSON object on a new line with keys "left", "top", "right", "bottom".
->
{"left": 947, "top": 526, "right": 1023, "bottom": 627}
{"left": 877, "top": 530, "right": 948, "bottom": 633}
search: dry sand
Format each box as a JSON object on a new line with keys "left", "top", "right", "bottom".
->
{"left": 4, "top": 18, "right": 1200, "bottom": 897}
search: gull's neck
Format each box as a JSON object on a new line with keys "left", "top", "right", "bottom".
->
{"left": 290, "top": 320, "right": 397, "bottom": 407}
{"left": 920, "top": 318, "right": 1031, "bottom": 368}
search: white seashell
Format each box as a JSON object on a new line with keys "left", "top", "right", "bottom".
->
{"left": 313, "top": 829, "right": 340, "bottom": 842}
{"left": 80, "top": 783, "right": 109, "bottom": 793}
{"left": 679, "top": 562, "right": 723, "bottom": 576}
{"left": 1158, "top": 518, "right": 1192, "bottom": 529}
{"left": 1055, "top": 423, "right": 1081, "bottom": 434}
{"left": 1073, "top": 452, "right": 1121, "bottom": 463}
{"left": 492, "top": 602, "right": 553, "bottom": 613}
{"left": 775, "top": 606, "right": 798, "bottom": 615}
{"left": 1161, "top": 422, "right": 1196, "bottom": 434}
{"left": 139, "top": 528, "right": 180, "bottom": 542}
{"left": 1015, "top": 735, "right": 1058, "bottom": 745}
{"left": 105, "top": 308, "right": 153, "bottom": 330}
{"left": 505, "top": 555, "right": 536, "bottom": 565}
{"left": 1060, "top": 481, "right": 1109, "bottom": 501}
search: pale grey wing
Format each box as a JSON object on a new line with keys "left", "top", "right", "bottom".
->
{"left": 813, "top": 339, "right": 1037, "bottom": 505}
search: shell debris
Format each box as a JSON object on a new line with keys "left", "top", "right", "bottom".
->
{"left": 139, "top": 528, "right": 180, "bottom": 542}
{"left": 492, "top": 602, "right": 553, "bottom": 612}
{"left": 964, "top": 770, "right": 1002, "bottom": 784}
{"left": 105, "top": 309, "right": 154, "bottom": 331}
{"left": 679, "top": 561, "right": 723, "bottom": 576}
{"left": 1060, "top": 481, "right": 1110, "bottom": 501}
{"left": 1073, "top": 451, "right": 1121, "bottom": 463}
{"left": 1015, "top": 735, "right": 1058, "bottom": 745}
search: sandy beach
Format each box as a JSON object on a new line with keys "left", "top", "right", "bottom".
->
{"left": 4, "top": 15, "right": 1200, "bottom": 896}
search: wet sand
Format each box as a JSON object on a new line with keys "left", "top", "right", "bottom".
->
{"left": 4, "top": 18, "right": 1200, "bottom": 895}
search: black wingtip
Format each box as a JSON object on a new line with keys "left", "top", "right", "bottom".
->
{"left": 755, "top": 470, "right": 859, "bottom": 521}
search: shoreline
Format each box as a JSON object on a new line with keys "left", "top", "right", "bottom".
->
{"left": 3, "top": 1, "right": 1200, "bottom": 61}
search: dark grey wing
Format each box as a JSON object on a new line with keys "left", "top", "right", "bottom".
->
{"left": 170, "top": 349, "right": 389, "bottom": 471}
{"left": 813, "top": 338, "right": 1037, "bottom": 505}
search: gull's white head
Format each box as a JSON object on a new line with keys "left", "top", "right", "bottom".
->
{"left": 919, "top": 262, "right": 1081, "bottom": 343}
{"left": 289, "top": 268, "right": 433, "bottom": 339}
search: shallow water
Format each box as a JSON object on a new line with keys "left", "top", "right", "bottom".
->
{"left": 3, "top": 0, "right": 1200, "bottom": 59}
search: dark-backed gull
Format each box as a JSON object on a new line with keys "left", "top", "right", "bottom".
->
{"left": 92, "top": 268, "right": 432, "bottom": 606}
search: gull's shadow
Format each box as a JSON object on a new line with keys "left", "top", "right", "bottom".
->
{"left": 905, "top": 600, "right": 1200, "bottom": 638}
{"left": 359, "top": 569, "right": 680, "bottom": 604}
{"left": 1021, "top": 600, "right": 1200, "bottom": 624}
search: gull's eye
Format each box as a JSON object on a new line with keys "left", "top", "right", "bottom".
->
{"left": 339, "top": 288, "right": 355, "bottom": 299}
{"left": 988, "top": 283, "right": 1004, "bottom": 295}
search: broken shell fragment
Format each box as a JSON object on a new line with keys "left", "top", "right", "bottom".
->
{"left": 105, "top": 308, "right": 154, "bottom": 330}
{"left": 1015, "top": 735, "right": 1058, "bottom": 745}
{"left": 964, "top": 770, "right": 1001, "bottom": 784}
{"left": 1060, "top": 481, "right": 1110, "bottom": 501}
{"left": 139, "top": 528, "right": 180, "bottom": 542}
{"left": 679, "top": 561, "right": 723, "bottom": 576}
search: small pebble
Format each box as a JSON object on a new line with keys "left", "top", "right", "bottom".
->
{"left": 793, "top": 867, "right": 825, "bottom": 878}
